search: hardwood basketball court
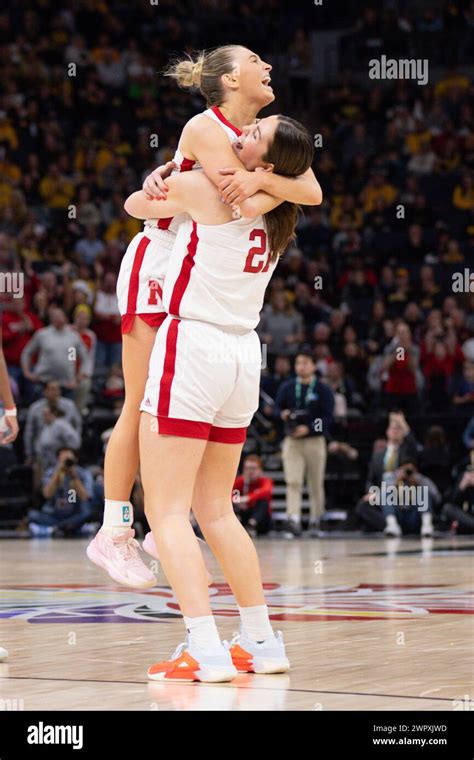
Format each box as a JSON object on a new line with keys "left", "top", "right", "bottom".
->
{"left": 0, "top": 536, "right": 472, "bottom": 711}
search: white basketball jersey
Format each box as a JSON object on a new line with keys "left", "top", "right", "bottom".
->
{"left": 145, "top": 106, "right": 242, "bottom": 233}
{"left": 163, "top": 215, "right": 278, "bottom": 332}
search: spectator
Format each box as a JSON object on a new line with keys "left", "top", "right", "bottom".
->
{"left": 92, "top": 272, "right": 122, "bottom": 370}
{"left": 232, "top": 455, "right": 273, "bottom": 536}
{"left": 452, "top": 361, "right": 474, "bottom": 417}
{"left": 442, "top": 461, "right": 474, "bottom": 534}
{"left": 20, "top": 306, "right": 87, "bottom": 399}
{"left": 33, "top": 404, "right": 81, "bottom": 473}
{"left": 463, "top": 416, "right": 474, "bottom": 450}
{"left": 275, "top": 350, "right": 334, "bottom": 537}
{"left": 28, "top": 447, "right": 93, "bottom": 537}
{"left": 24, "top": 380, "right": 82, "bottom": 465}
{"left": 1, "top": 297, "right": 43, "bottom": 400}
{"left": 382, "top": 457, "right": 440, "bottom": 537}
{"left": 71, "top": 305, "right": 96, "bottom": 411}
{"left": 382, "top": 322, "right": 420, "bottom": 414}
{"left": 355, "top": 412, "right": 420, "bottom": 531}
{"left": 258, "top": 291, "right": 304, "bottom": 367}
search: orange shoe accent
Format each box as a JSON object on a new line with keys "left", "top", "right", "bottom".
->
{"left": 229, "top": 643, "right": 254, "bottom": 673}
{"left": 148, "top": 650, "right": 200, "bottom": 681}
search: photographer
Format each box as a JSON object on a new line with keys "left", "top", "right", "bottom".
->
{"left": 275, "top": 350, "right": 335, "bottom": 537}
{"left": 382, "top": 456, "right": 440, "bottom": 537}
{"left": 28, "top": 447, "right": 93, "bottom": 536}
{"left": 442, "top": 462, "right": 474, "bottom": 534}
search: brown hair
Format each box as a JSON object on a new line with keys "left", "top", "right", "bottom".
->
{"left": 263, "top": 116, "right": 315, "bottom": 261}
{"left": 164, "top": 46, "right": 241, "bottom": 107}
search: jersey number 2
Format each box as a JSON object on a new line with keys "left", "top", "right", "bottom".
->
{"left": 243, "top": 229, "right": 271, "bottom": 273}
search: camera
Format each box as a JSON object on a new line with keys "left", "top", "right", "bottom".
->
{"left": 285, "top": 409, "right": 308, "bottom": 435}
{"left": 63, "top": 457, "right": 77, "bottom": 469}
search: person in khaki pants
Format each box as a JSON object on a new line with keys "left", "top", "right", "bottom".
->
{"left": 275, "top": 350, "right": 334, "bottom": 537}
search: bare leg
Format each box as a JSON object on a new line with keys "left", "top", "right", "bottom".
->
{"left": 192, "top": 441, "right": 266, "bottom": 607}
{"left": 104, "top": 318, "right": 157, "bottom": 501}
{"left": 139, "top": 413, "right": 210, "bottom": 616}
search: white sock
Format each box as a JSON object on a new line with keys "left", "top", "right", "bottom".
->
{"left": 183, "top": 614, "right": 222, "bottom": 651}
{"left": 239, "top": 604, "right": 274, "bottom": 642}
{"left": 103, "top": 500, "right": 134, "bottom": 531}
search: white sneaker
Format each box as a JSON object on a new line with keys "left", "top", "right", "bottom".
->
{"left": 225, "top": 629, "right": 290, "bottom": 674}
{"left": 87, "top": 527, "right": 157, "bottom": 589}
{"left": 421, "top": 512, "right": 433, "bottom": 537}
{"left": 147, "top": 636, "right": 237, "bottom": 683}
{"left": 384, "top": 515, "right": 402, "bottom": 537}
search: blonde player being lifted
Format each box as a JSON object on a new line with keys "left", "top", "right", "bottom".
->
{"left": 87, "top": 46, "right": 322, "bottom": 587}
{"left": 125, "top": 113, "right": 316, "bottom": 682}
{"left": 0, "top": 320, "right": 20, "bottom": 662}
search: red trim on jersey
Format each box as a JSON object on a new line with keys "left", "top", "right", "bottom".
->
{"left": 157, "top": 157, "right": 196, "bottom": 230}
{"left": 169, "top": 221, "right": 199, "bottom": 316}
{"left": 157, "top": 416, "right": 212, "bottom": 440}
{"left": 209, "top": 425, "right": 248, "bottom": 444}
{"left": 210, "top": 106, "right": 243, "bottom": 137}
{"left": 121, "top": 312, "right": 167, "bottom": 335}
{"left": 126, "top": 235, "right": 151, "bottom": 313}
{"left": 157, "top": 318, "right": 180, "bottom": 417}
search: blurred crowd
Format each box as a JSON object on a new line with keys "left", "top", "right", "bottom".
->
{"left": 0, "top": 1, "right": 473, "bottom": 534}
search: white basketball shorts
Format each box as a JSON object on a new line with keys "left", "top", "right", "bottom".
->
{"left": 140, "top": 315, "right": 262, "bottom": 443}
{"left": 116, "top": 228, "right": 174, "bottom": 334}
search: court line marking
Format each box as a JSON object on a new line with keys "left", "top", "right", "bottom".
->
{"left": 1, "top": 676, "right": 460, "bottom": 702}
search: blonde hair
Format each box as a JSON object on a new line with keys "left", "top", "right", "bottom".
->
{"left": 165, "top": 46, "right": 241, "bottom": 106}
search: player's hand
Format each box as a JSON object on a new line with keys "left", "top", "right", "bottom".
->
{"left": 1, "top": 416, "right": 19, "bottom": 445}
{"left": 218, "top": 168, "right": 263, "bottom": 205}
{"left": 143, "top": 162, "right": 177, "bottom": 200}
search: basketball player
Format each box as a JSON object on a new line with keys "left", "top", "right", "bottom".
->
{"left": 125, "top": 114, "right": 315, "bottom": 681}
{"left": 87, "top": 46, "right": 322, "bottom": 588}
{"left": 0, "top": 323, "right": 19, "bottom": 662}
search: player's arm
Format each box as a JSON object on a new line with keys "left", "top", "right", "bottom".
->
{"left": 220, "top": 166, "right": 322, "bottom": 207}
{"left": 124, "top": 175, "right": 188, "bottom": 219}
{"left": 186, "top": 116, "right": 321, "bottom": 208}
{"left": 125, "top": 172, "right": 208, "bottom": 220}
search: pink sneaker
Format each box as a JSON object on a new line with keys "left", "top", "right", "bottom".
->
{"left": 87, "top": 528, "right": 156, "bottom": 589}
{"left": 142, "top": 532, "right": 214, "bottom": 586}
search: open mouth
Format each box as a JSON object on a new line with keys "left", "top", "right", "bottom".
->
{"left": 262, "top": 76, "right": 272, "bottom": 89}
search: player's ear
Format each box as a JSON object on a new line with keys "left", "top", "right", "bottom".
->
{"left": 221, "top": 69, "right": 239, "bottom": 91}
{"left": 259, "top": 162, "right": 274, "bottom": 173}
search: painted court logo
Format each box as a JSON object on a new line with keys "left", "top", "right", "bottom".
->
{"left": 0, "top": 583, "right": 472, "bottom": 623}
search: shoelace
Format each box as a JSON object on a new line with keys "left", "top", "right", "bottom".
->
{"left": 111, "top": 534, "right": 144, "bottom": 567}
{"left": 223, "top": 631, "right": 241, "bottom": 649}
{"left": 170, "top": 640, "right": 188, "bottom": 661}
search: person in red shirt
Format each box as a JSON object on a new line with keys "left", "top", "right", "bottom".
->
{"left": 1, "top": 297, "right": 43, "bottom": 399}
{"left": 232, "top": 455, "right": 273, "bottom": 536}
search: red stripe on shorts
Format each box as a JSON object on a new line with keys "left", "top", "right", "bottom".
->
{"left": 157, "top": 416, "right": 212, "bottom": 440}
{"left": 209, "top": 426, "right": 248, "bottom": 444}
{"left": 126, "top": 235, "right": 151, "bottom": 313}
{"left": 157, "top": 318, "right": 180, "bottom": 417}
{"left": 168, "top": 221, "right": 199, "bottom": 316}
